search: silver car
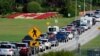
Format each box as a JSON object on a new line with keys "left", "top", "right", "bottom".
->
{"left": 0, "top": 44, "right": 18, "bottom": 56}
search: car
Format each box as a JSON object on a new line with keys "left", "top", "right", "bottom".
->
{"left": 60, "top": 27, "right": 67, "bottom": 32}
{"left": 96, "top": 9, "right": 100, "bottom": 11}
{"left": 80, "top": 24, "right": 89, "bottom": 30}
{"left": 0, "top": 44, "right": 18, "bottom": 56}
{"left": 22, "top": 35, "right": 33, "bottom": 45}
{"left": 40, "top": 33, "right": 48, "bottom": 39}
{"left": 67, "top": 24, "right": 76, "bottom": 30}
{"left": 16, "top": 43, "right": 32, "bottom": 56}
{"left": 84, "top": 13, "right": 94, "bottom": 17}
{"left": 47, "top": 32, "right": 59, "bottom": 46}
{"left": 39, "top": 41, "right": 46, "bottom": 52}
{"left": 67, "top": 31, "right": 74, "bottom": 40}
{"left": 94, "top": 11, "right": 100, "bottom": 15}
{"left": 0, "top": 41, "right": 10, "bottom": 44}
{"left": 93, "top": 15, "right": 100, "bottom": 22}
{"left": 39, "top": 39, "right": 51, "bottom": 49}
{"left": 76, "top": 26, "right": 85, "bottom": 35}
{"left": 56, "top": 31, "right": 69, "bottom": 42}
{"left": 47, "top": 26, "right": 59, "bottom": 34}
{"left": 48, "top": 37, "right": 59, "bottom": 47}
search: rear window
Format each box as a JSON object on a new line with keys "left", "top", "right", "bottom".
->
{"left": 49, "top": 28, "right": 56, "bottom": 32}
{"left": 16, "top": 44, "right": 26, "bottom": 47}
{"left": 81, "top": 24, "right": 86, "bottom": 26}
{"left": 0, "top": 45, "right": 11, "bottom": 48}
{"left": 42, "top": 40, "right": 47, "bottom": 42}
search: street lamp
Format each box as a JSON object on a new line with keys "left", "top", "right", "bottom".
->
{"left": 90, "top": 0, "right": 93, "bottom": 12}
{"left": 78, "top": 5, "right": 81, "bottom": 16}
{"left": 75, "top": 0, "right": 77, "bottom": 20}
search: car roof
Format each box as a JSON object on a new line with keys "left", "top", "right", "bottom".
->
{"left": 17, "top": 43, "right": 27, "bottom": 44}
{"left": 23, "top": 35, "right": 33, "bottom": 40}
{"left": 0, "top": 44, "right": 12, "bottom": 46}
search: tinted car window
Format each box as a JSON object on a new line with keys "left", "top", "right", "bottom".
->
{"left": 0, "top": 45, "right": 11, "bottom": 48}
{"left": 80, "top": 24, "right": 86, "bottom": 26}
{"left": 16, "top": 44, "right": 26, "bottom": 47}
{"left": 42, "top": 40, "right": 47, "bottom": 42}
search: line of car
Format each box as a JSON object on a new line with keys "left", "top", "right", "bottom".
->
{"left": 0, "top": 41, "right": 31, "bottom": 56}
{"left": 0, "top": 10, "right": 100, "bottom": 56}
{"left": 22, "top": 9, "right": 100, "bottom": 55}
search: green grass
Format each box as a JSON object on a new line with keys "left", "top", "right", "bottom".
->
{"left": 78, "top": 35, "right": 100, "bottom": 56}
{"left": 82, "top": 35, "right": 100, "bottom": 49}
{"left": 0, "top": 18, "right": 74, "bottom": 42}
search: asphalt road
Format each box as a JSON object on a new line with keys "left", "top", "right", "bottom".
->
{"left": 33, "top": 22, "right": 100, "bottom": 56}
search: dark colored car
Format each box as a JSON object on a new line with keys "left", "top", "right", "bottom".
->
{"left": 48, "top": 37, "right": 59, "bottom": 46}
{"left": 56, "top": 31, "right": 69, "bottom": 42}
{"left": 22, "top": 35, "right": 33, "bottom": 45}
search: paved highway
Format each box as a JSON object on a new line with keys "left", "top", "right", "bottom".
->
{"left": 33, "top": 22, "right": 100, "bottom": 56}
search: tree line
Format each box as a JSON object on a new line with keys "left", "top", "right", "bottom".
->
{"left": 0, "top": 0, "right": 100, "bottom": 17}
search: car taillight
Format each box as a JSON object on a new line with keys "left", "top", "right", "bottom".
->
{"left": 21, "top": 47, "right": 28, "bottom": 51}
{"left": 21, "top": 47, "right": 27, "bottom": 49}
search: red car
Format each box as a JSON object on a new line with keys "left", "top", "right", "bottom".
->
{"left": 16, "top": 43, "right": 32, "bottom": 56}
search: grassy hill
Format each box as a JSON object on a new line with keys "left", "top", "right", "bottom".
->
{"left": 76, "top": 35, "right": 100, "bottom": 56}
{"left": 0, "top": 18, "right": 74, "bottom": 42}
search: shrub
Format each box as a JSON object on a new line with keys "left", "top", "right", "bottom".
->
{"left": 0, "top": 0, "right": 15, "bottom": 14}
{"left": 27, "top": 1, "right": 42, "bottom": 13}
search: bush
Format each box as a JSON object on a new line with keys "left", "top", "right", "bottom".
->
{"left": 67, "top": 4, "right": 77, "bottom": 17}
{"left": 0, "top": 0, "right": 15, "bottom": 14}
{"left": 40, "top": 50, "right": 74, "bottom": 56}
{"left": 27, "top": 1, "right": 42, "bottom": 13}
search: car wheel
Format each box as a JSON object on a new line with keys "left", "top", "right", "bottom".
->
{"left": 43, "top": 49, "right": 45, "bottom": 51}
{"left": 49, "top": 47, "right": 51, "bottom": 49}
{"left": 64, "top": 40, "right": 66, "bottom": 43}
{"left": 13, "top": 52, "right": 16, "bottom": 56}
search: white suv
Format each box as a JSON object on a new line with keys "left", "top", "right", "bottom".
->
{"left": 40, "top": 39, "right": 51, "bottom": 49}
{"left": 0, "top": 44, "right": 18, "bottom": 56}
{"left": 39, "top": 41, "right": 46, "bottom": 52}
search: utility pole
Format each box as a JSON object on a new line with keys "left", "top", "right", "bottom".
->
{"left": 90, "top": 0, "right": 93, "bottom": 12}
{"left": 75, "top": 0, "right": 77, "bottom": 20}
{"left": 84, "top": 0, "right": 86, "bottom": 15}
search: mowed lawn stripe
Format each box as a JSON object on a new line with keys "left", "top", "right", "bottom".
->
{"left": 0, "top": 18, "right": 74, "bottom": 42}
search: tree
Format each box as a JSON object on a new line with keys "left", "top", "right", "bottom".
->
{"left": 0, "top": 0, "right": 15, "bottom": 14}
{"left": 27, "top": 1, "right": 42, "bottom": 13}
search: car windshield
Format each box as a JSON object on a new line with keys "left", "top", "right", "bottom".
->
{"left": 16, "top": 44, "right": 26, "bottom": 47}
{"left": 80, "top": 24, "right": 86, "bottom": 26}
{"left": 0, "top": 45, "right": 11, "bottom": 48}
{"left": 85, "top": 13, "right": 93, "bottom": 17}
{"left": 49, "top": 28, "right": 56, "bottom": 32}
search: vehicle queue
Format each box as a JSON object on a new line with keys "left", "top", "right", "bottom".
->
{"left": 0, "top": 9, "right": 100, "bottom": 56}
